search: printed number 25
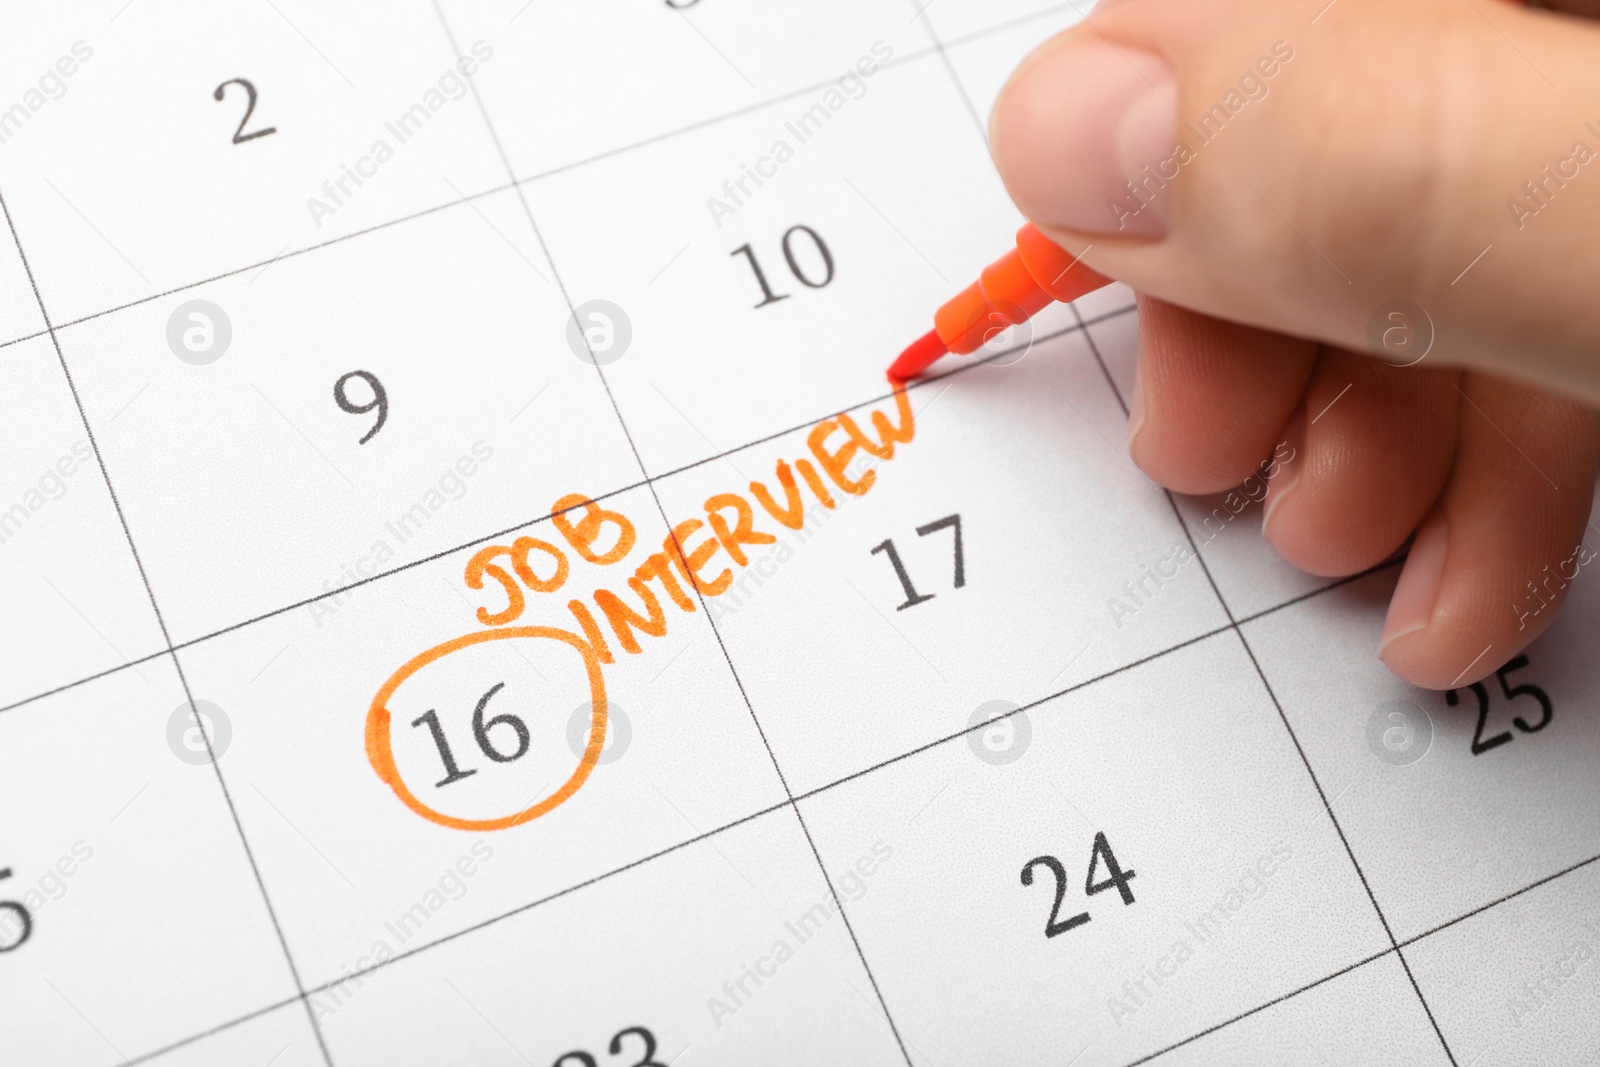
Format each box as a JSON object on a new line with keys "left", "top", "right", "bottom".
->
{"left": 1448, "top": 654, "right": 1552, "bottom": 756}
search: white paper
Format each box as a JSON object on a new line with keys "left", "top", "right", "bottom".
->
{"left": 1, "top": 3, "right": 1595, "bottom": 1065}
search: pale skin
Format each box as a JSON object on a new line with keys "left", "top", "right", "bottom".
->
{"left": 987, "top": 0, "right": 1600, "bottom": 689}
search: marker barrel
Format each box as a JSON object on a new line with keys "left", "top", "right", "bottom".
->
{"left": 934, "top": 223, "right": 1112, "bottom": 355}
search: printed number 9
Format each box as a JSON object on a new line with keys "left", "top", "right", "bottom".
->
{"left": 334, "top": 371, "right": 388, "bottom": 444}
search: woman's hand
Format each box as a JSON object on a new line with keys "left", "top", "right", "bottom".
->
{"left": 989, "top": 0, "right": 1600, "bottom": 688}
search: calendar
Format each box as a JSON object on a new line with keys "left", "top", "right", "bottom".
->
{"left": 3, "top": 2, "right": 1599, "bottom": 1065}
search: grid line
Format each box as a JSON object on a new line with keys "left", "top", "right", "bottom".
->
{"left": 90, "top": 580, "right": 1600, "bottom": 1067}
{"left": 53, "top": 177, "right": 1586, "bottom": 1067}
{"left": 0, "top": 180, "right": 518, "bottom": 354}
{"left": 0, "top": 1, "right": 1084, "bottom": 357}
{"left": 0, "top": 191, "right": 337, "bottom": 1066}
{"left": 0, "top": 307, "right": 1126, "bottom": 719}
{"left": 1120, "top": 948, "right": 1395, "bottom": 1067}
{"left": 5, "top": 5, "right": 1585, "bottom": 1064}
{"left": 1072, "top": 305, "right": 1459, "bottom": 1065}
{"left": 430, "top": 1, "right": 921, "bottom": 1060}
{"left": 907, "top": 22, "right": 1462, "bottom": 1060}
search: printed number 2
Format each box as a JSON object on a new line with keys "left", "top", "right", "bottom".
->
{"left": 1448, "top": 654, "right": 1553, "bottom": 756}
{"left": 213, "top": 78, "right": 276, "bottom": 144}
{"left": 1020, "top": 832, "right": 1136, "bottom": 940}
{"left": 871, "top": 514, "right": 963, "bottom": 611}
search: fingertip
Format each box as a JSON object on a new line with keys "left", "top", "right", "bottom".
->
{"left": 1376, "top": 509, "right": 1448, "bottom": 664}
{"left": 987, "top": 27, "right": 1175, "bottom": 238}
{"left": 1260, "top": 355, "right": 1459, "bottom": 578}
{"left": 1127, "top": 299, "right": 1314, "bottom": 494}
{"left": 1375, "top": 374, "right": 1599, "bottom": 690}
{"left": 1259, "top": 407, "right": 1305, "bottom": 546}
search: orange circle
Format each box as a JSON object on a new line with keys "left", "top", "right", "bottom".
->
{"left": 365, "top": 626, "right": 606, "bottom": 831}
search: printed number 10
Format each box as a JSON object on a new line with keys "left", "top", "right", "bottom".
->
{"left": 732, "top": 226, "right": 834, "bottom": 308}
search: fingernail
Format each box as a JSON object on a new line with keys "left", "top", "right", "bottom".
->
{"left": 1260, "top": 414, "right": 1305, "bottom": 540}
{"left": 1379, "top": 510, "right": 1449, "bottom": 658}
{"left": 1127, "top": 359, "right": 1148, "bottom": 455}
{"left": 990, "top": 40, "right": 1176, "bottom": 237}
{"left": 1260, "top": 467, "right": 1300, "bottom": 539}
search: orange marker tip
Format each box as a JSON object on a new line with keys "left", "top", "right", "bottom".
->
{"left": 888, "top": 328, "right": 948, "bottom": 381}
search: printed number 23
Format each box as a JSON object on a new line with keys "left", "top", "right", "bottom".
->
{"left": 552, "top": 1026, "right": 666, "bottom": 1067}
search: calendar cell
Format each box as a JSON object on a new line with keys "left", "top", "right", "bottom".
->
{"left": 651, "top": 327, "right": 1230, "bottom": 793}
{"left": 1242, "top": 555, "right": 1600, "bottom": 942}
{"left": 174, "top": 483, "right": 790, "bottom": 987}
{"left": 0, "top": 0, "right": 507, "bottom": 326}
{"left": 0, "top": 336, "right": 166, "bottom": 708}
{"left": 3, "top": 2, "right": 1587, "bottom": 1062}
{"left": 796, "top": 633, "right": 1389, "bottom": 1065}
{"left": 1406, "top": 858, "right": 1600, "bottom": 1066}
{"left": 436, "top": 0, "right": 928, "bottom": 181}
{"left": 316, "top": 811, "right": 906, "bottom": 1067}
{"left": 522, "top": 58, "right": 1026, "bottom": 475}
{"left": 54, "top": 187, "right": 641, "bottom": 644}
{"left": 0, "top": 660, "right": 303, "bottom": 1066}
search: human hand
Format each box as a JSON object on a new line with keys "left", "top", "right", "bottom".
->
{"left": 988, "top": 0, "right": 1600, "bottom": 688}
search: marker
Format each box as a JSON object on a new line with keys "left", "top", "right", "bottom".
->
{"left": 889, "top": 222, "right": 1111, "bottom": 380}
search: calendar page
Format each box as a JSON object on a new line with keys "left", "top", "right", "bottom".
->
{"left": 2, "top": 3, "right": 1598, "bottom": 1065}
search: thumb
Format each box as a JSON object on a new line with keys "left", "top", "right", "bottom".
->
{"left": 989, "top": 0, "right": 1600, "bottom": 402}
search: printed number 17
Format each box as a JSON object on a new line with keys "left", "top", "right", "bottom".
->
{"left": 871, "top": 514, "right": 963, "bottom": 611}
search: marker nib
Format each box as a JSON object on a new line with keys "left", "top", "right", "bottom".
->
{"left": 888, "top": 329, "right": 948, "bottom": 381}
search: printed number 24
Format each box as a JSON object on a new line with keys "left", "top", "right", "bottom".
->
{"left": 1020, "top": 832, "right": 1136, "bottom": 939}
{"left": 1448, "top": 654, "right": 1552, "bottom": 756}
